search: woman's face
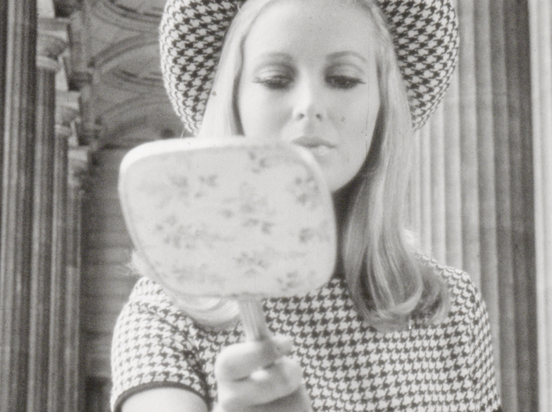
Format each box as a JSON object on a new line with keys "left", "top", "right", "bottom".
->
{"left": 237, "top": 0, "right": 381, "bottom": 192}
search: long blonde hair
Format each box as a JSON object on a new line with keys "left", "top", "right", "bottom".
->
{"left": 151, "top": 0, "right": 449, "bottom": 331}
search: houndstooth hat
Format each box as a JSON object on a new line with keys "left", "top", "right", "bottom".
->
{"left": 159, "top": 0, "right": 459, "bottom": 133}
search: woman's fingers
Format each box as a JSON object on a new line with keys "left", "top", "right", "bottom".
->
{"left": 218, "top": 357, "right": 304, "bottom": 411}
{"left": 214, "top": 335, "right": 309, "bottom": 412}
{"left": 215, "top": 335, "right": 293, "bottom": 381}
{"left": 249, "top": 386, "right": 313, "bottom": 412}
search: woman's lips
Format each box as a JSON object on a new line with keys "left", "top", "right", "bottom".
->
{"left": 307, "top": 145, "right": 331, "bottom": 157}
{"left": 291, "top": 136, "right": 335, "bottom": 157}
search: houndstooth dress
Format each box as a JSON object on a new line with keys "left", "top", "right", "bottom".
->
{"left": 110, "top": 260, "right": 501, "bottom": 412}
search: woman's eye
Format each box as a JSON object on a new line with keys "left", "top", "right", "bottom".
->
{"left": 326, "top": 75, "right": 364, "bottom": 90}
{"left": 254, "top": 75, "right": 292, "bottom": 90}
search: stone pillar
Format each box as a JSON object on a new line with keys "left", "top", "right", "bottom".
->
{"left": 0, "top": 0, "right": 7, "bottom": 143}
{"left": 409, "top": 1, "right": 538, "bottom": 411}
{"left": 65, "top": 144, "right": 89, "bottom": 412}
{"left": 26, "top": 29, "right": 66, "bottom": 412}
{"left": 47, "top": 119, "right": 70, "bottom": 412}
{"left": 0, "top": 1, "right": 37, "bottom": 411}
{"left": 528, "top": 2, "right": 552, "bottom": 411}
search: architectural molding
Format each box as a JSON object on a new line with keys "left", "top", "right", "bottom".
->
{"left": 53, "top": 0, "right": 81, "bottom": 17}
{"left": 65, "top": 11, "right": 95, "bottom": 89}
{"left": 37, "top": 54, "right": 61, "bottom": 71}
{"left": 68, "top": 146, "right": 91, "bottom": 187}
{"left": 90, "top": 0, "right": 160, "bottom": 33}
{"left": 37, "top": 32, "right": 67, "bottom": 60}
{"left": 94, "top": 36, "right": 162, "bottom": 92}
{"left": 98, "top": 95, "right": 184, "bottom": 147}
{"left": 37, "top": 21, "right": 68, "bottom": 74}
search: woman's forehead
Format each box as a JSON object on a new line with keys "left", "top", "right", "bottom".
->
{"left": 243, "top": 0, "right": 377, "bottom": 60}
{"left": 250, "top": 0, "right": 370, "bottom": 30}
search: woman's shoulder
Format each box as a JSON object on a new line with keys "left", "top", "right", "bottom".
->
{"left": 419, "top": 255, "right": 472, "bottom": 284}
{"left": 116, "top": 276, "right": 194, "bottom": 331}
{"left": 418, "top": 255, "right": 487, "bottom": 323}
{"left": 118, "top": 276, "right": 240, "bottom": 338}
{"left": 128, "top": 275, "right": 166, "bottom": 300}
{"left": 111, "top": 276, "right": 213, "bottom": 412}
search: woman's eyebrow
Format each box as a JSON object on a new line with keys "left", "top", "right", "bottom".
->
{"left": 252, "top": 52, "right": 293, "bottom": 62}
{"left": 327, "top": 51, "right": 368, "bottom": 63}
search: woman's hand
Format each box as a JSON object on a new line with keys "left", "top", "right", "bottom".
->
{"left": 214, "top": 335, "right": 312, "bottom": 412}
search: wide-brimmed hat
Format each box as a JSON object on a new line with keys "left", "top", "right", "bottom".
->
{"left": 159, "top": 0, "right": 459, "bottom": 133}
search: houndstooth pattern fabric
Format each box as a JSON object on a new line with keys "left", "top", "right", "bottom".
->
{"left": 159, "top": 0, "right": 459, "bottom": 133}
{"left": 159, "top": 0, "right": 242, "bottom": 134}
{"left": 111, "top": 261, "right": 501, "bottom": 412}
{"left": 378, "top": 0, "right": 459, "bottom": 128}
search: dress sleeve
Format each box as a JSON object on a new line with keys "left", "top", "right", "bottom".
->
{"left": 467, "top": 281, "right": 502, "bottom": 412}
{"left": 110, "top": 279, "right": 209, "bottom": 412}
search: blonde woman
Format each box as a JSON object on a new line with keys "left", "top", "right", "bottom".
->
{"left": 111, "top": 1, "right": 502, "bottom": 411}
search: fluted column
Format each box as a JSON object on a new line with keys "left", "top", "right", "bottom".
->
{"left": 528, "top": 2, "right": 552, "bottom": 411}
{"left": 47, "top": 119, "right": 70, "bottom": 412}
{"left": 504, "top": 4, "right": 537, "bottom": 411}
{"left": 409, "top": 1, "right": 538, "bottom": 411}
{"left": 64, "top": 144, "right": 89, "bottom": 412}
{"left": 0, "top": 1, "right": 37, "bottom": 411}
{"left": 26, "top": 29, "right": 67, "bottom": 412}
{"left": 0, "top": 1, "right": 7, "bottom": 145}
{"left": 56, "top": 95, "right": 85, "bottom": 412}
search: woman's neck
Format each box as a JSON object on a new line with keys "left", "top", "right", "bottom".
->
{"left": 332, "top": 179, "right": 356, "bottom": 230}
{"left": 331, "top": 181, "right": 357, "bottom": 279}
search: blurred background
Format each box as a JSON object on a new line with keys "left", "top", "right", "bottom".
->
{"left": 0, "top": 0, "right": 550, "bottom": 411}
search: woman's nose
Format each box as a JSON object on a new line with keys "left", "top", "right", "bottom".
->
{"left": 292, "top": 80, "right": 325, "bottom": 121}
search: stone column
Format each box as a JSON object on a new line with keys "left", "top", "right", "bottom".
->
{"left": 0, "top": 1, "right": 37, "bottom": 411}
{"left": 0, "top": 0, "right": 7, "bottom": 143}
{"left": 55, "top": 98, "right": 84, "bottom": 412}
{"left": 26, "top": 30, "right": 66, "bottom": 412}
{"left": 528, "top": 2, "right": 552, "bottom": 411}
{"left": 64, "top": 144, "right": 89, "bottom": 412}
{"left": 409, "top": 1, "right": 538, "bottom": 410}
{"left": 47, "top": 119, "right": 70, "bottom": 412}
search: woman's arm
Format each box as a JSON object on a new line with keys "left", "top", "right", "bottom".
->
{"left": 214, "top": 336, "right": 312, "bottom": 412}
{"left": 121, "top": 387, "right": 208, "bottom": 412}
{"left": 120, "top": 336, "right": 309, "bottom": 412}
{"left": 465, "top": 277, "right": 502, "bottom": 411}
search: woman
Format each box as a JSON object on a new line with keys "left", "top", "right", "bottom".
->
{"left": 111, "top": 0, "right": 502, "bottom": 411}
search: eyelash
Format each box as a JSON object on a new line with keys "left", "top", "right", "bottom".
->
{"left": 254, "top": 75, "right": 365, "bottom": 91}
{"left": 254, "top": 75, "right": 292, "bottom": 90}
{"left": 326, "top": 75, "right": 364, "bottom": 90}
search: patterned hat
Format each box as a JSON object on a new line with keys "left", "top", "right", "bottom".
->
{"left": 159, "top": 0, "right": 459, "bottom": 133}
